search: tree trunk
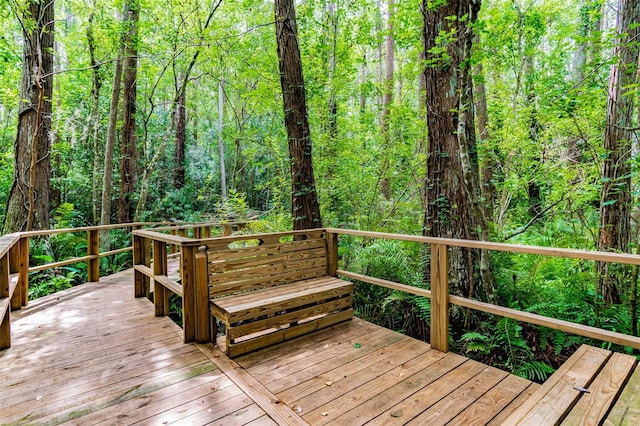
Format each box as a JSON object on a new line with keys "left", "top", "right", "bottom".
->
{"left": 380, "top": 0, "right": 395, "bottom": 200}
{"left": 474, "top": 35, "right": 495, "bottom": 223}
{"left": 598, "top": 0, "right": 640, "bottom": 305}
{"left": 274, "top": 0, "right": 322, "bottom": 230}
{"left": 3, "top": 0, "right": 54, "bottom": 233}
{"left": 174, "top": 76, "right": 186, "bottom": 189}
{"left": 218, "top": 79, "right": 227, "bottom": 201}
{"left": 117, "top": 0, "right": 140, "bottom": 224}
{"left": 423, "top": 0, "right": 493, "bottom": 300}
{"left": 87, "top": 5, "right": 103, "bottom": 225}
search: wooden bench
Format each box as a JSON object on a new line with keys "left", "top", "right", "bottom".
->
{"left": 199, "top": 229, "right": 353, "bottom": 358}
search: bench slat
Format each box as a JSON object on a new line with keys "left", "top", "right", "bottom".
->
{"left": 226, "top": 309, "right": 354, "bottom": 358}
{"left": 209, "top": 267, "right": 328, "bottom": 298}
{"left": 208, "top": 256, "right": 327, "bottom": 285}
{"left": 228, "top": 296, "right": 353, "bottom": 339}
{"left": 209, "top": 247, "right": 326, "bottom": 273}
{"left": 207, "top": 238, "right": 326, "bottom": 263}
{"left": 212, "top": 279, "right": 353, "bottom": 323}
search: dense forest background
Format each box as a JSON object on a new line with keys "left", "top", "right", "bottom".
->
{"left": 2, "top": 0, "right": 640, "bottom": 380}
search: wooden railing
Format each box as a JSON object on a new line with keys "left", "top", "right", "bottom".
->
{"left": 7, "top": 222, "right": 639, "bottom": 356}
{"left": 324, "top": 228, "right": 640, "bottom": 353}
{"left": 0, "top": 221, "right": 247, "bottom": 350}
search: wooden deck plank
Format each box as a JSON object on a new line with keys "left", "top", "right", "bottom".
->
{"left": 486, "top": 382, "right": 541, "bottom": 426}
{"left": 280, "top": 336, "right": 429, "bottom": 406}
{"left": 252, "top": 325, "right": 400, "bottom": 385}
{"left": 362, "top": 359, "right": 488, "bottom": 426}
{"left": 237, "top": 319, "right": 379, "bottom": 372}
{"left": 0, "top": 269, "right": 284, "bottom": 426}
{"left": 303, "top": 350, "right": 461, "bottom": 425}
{"left": 563, "top": 352, "right": 637, "bottom": 426}
{"left": 500, "top": 344, "right": 611, "bottom": 425}
{"left": 266, "top": 328, "right": 405, "bottom": 394}
{"left": 58, "top": 369, "right": 231, "bottom": 425}
{"left": 604, "top": 364, "right": 640, "bottom": 426}
{"left": 449, "top": 373, "right": 533, "bottom": 426}
{"left": 405, "top": 366, "right": 509, "bottom": 425}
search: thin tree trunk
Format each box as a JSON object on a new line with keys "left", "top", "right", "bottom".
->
{"left": 218, "top": 78, "right": 227, "bottom": 201}
{"left": 174, "top": 76, "right": 186, "bottom": 189}
{"left": 598, "top": 0, "right": 640, "bottom": 305}
{"left": 3, "top": 0, "right": 55, "bottom": 233}
{"left": 380, "top": 0, "right": 395, "bottom": 200}
{"left": 274, "top": 0, "right": 322, "bottom": 230}
{"left": 118, "top": 0, "right": 140, "bottom": 224}
{"left": 87, "top": 5, "right": 103, "bottom": 225}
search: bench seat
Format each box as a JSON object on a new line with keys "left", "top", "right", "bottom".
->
{"left": 211, "top": 277, "right": 353, "bottom": 357}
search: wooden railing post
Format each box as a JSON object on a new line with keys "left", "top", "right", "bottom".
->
{"left": 170, "top": 228, "right": 178, "bottom": 254}
{"left": 87, "top": 229, "right": 100, "bottom": 282}
{"left": 19, "top": 236, "right": 29, "bottom": 307}
{"left": 195, "top": 252, "right": 212, "bottom": 343}
{"left": 9, "top": 242, "right": 21, "bottom": 311}
{"left": 153, "top": 240, "right": 169, "bottom": 317}
{"left": 133, "top": 235, "right": 150, "bottom": 298}
{"left": 0, "top": 249, "right": 10, "bottom": 349}
{"left": 222, "top": 224, "right": 232, "bottom": 236}
{"left": 326, "top": 230, "right": 338, "bottom": 277}
{"left": 181, "top": 246, "right": 197, "bottom": 343}
{"left": 430, "top": 243, "right": 449, "bottom": 352}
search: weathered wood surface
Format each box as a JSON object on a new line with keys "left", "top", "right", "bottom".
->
{"left": 206, "top": 232, "right": 353, "bottom": 357}
{"left": 0, "top": 269, "right": 276, "bottom": 425}
{"left": 234, "top": 318, "right": 539, "bottom": 425}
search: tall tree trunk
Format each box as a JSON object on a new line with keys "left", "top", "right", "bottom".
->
{"left": 598, "top": 0, "right": 640, "bottom": 305}
{"left": 523, "top": 54, "right": 543, "bottom": 218}
{"left": 174, "top": 76, "right": 186, "bottom": 189}
{"left": 3, "top": 0, "right": 55, "bottom": 233}
{"left": 380, "top": 0, "right": 395, "bottom": 200}
{"left": 100, "top": 51, "right": 122, "bottom": 230}
{"left": 117, "top": 0, "right": 140, "bottom": 224}
{"left": 474, "top": 41, "right": 495, "bottom": 223}
{"left": 274, "top": 0, "right": 322, "bottom": 230}
{"left": 87, "top": 5, "right": 103, "bottom": 225}
{"left": 423, "top": 0, "right": 493, "bottom": 301}
{"left": 218, "top": 78, "right": 227, "bottom": 201}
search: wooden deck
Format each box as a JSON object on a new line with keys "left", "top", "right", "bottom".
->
{"left": 1, "top": 268, "right": 640, "bottom": 425}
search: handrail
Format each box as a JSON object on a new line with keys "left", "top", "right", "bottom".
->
{"left": 0, "top": 233, "right": 24, "bottom": 349}
{"left": 326, "top": 228, "right": 640, "bottom": 352}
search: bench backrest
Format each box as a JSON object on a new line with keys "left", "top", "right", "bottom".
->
{"left": 201, "top": 229, "right": 329, "bottom": 299}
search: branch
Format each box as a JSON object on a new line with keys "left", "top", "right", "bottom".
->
{"left": 502, "top": 197, "right": 565, "bottom": 241}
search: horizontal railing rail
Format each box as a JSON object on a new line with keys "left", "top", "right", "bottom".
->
{"left": 325, "top": 228, "right": 640, "bottom": 352}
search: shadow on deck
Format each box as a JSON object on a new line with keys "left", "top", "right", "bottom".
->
{"left": 1, "top": 269, "right": 639, "bottom": 425}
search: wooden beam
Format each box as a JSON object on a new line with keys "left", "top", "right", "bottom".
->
{"left": 153, "top": 240, "right": 168, "bottom": 317}
{"left": 195, "top": 252, "right": 211, "bottom": 343}
{"left": 326, "top": 231, "right": 338, "bottom": 276}
{"left": 326, "top": 228, "right": 640, "bottom": 266}
{"left": 181, "top": 246, "right": 197, "bottom": 343}
{"left": 430, "top": 243, "right": 449, "bottom": 352}
{"left": 18, "top": 236, "right": 28, "bottom": 307}
{"left": 87, "top": 229, "right": 100, "bottom": 282}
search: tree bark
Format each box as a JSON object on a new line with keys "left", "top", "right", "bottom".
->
{"left": 274, "top": 0, "right": 322, "bottom": 230}
{"left": 380, "top": 0, "right": 395, "bottom": 200}
{"left": 87, "top": 5, "right": 103, "bottom": 225}
{"left": 423, "top": 0, "right": 493, "bottom": 300}
{"left": 218, "top": 79, "right": 227, "bottom": 200}
{"left": 598, "top": 0, "right": 640, "bottom": 304}
{"left": 3, "top": 0, "right": 55, "bottom": 233}
{"left": 174, "top": 76, "right": 186, "bottom": 189}
{"left": 117, "top": 0, "right": 140, "bottom": 224}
